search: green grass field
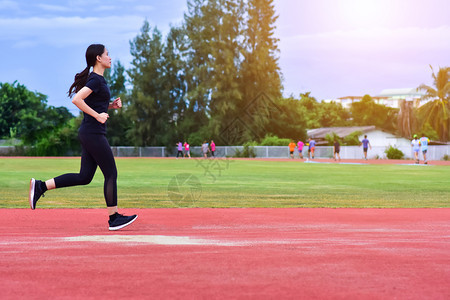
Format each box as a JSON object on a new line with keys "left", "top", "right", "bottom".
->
{"left": 1, "top": 157, "right": 449, "bottom": 208}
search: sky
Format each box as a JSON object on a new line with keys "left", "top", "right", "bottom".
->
{"left": 0, "top": 0, "right": 449, "bottom": 115}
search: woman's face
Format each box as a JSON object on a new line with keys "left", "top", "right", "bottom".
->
{"left": 97, "top": 48, "right": 111, "bottom": 69}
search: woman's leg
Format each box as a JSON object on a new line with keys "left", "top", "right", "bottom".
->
{"left": 79, "top": 134, "right": 118, "bottom": 208}
{"left": 53, "top": 146, "right": 97, "bottom": 189}
{"left": 29, "top": 137, "right": 97, "bottom": 209}
{"left": 82, "top": 134, "right": 137, "bottom": 229}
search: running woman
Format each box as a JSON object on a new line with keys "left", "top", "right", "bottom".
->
{"left": 29, "top": 44, "right": 137, "bottom": 231}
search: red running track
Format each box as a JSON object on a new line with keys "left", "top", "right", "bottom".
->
{"left": 1, "top": 208, "right": 450, "bottom": 299}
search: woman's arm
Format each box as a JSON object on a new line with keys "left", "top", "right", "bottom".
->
{"left": 72, "top": 86, "right": 109, "bottom": 124}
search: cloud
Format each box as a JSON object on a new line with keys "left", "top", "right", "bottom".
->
{"left": 134, "top": 5, "right": 154, "bottom": 12}
{"left": 0, "top": 15, "right": 146, "bottom": 48}
{"left": 0, "top": 0, "right": 19, "bottom": 10}
{"left": 36, "top": 3, "right": 71, "bottom": 12}
{"left": 95, "top": 5, "right": 116, "bottom": 12}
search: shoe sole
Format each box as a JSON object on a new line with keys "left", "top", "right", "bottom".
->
{"left": 29, "top": 178, "right": 36, "bottom": 210}
{"left": 109, "top": 215, "right": 138, "bottom": 231}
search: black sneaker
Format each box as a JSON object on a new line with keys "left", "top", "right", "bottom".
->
{"left": 108, "top": 213, "right": 138, "bottom": 231}
{"left": 29, "top": 178, "right": 45, "bottom": 210}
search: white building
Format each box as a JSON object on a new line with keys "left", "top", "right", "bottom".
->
{"left": 306, "top": 126, "right": 414, "bottom": 159}
{"left": 324, "top": 88, "right": 426, "bottom": 109}
{"left": 307, "top": 126, "right": 410, "bottom": 147}
{"left": 376, "top": 88, "right": 426, "bottom": 108}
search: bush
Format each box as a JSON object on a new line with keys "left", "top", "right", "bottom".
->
{"left": 234, "top": 142, "right": 257, "bottom": 158}
{"left": 324, "top": 132, "right": 342, "bottom": 146}
{"left": 343, "top": 131, "right": 363, "bottom": 146}
{"left": 259, "top": 134, "right": 291, "bottom": 146}
{"left": 26, "top": 119, "right": 80, "bottom": 156}
{"left": 385, "top": 145, "right": 404, "bottom": 159}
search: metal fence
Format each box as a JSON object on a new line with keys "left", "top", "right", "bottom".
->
{"left": 2, "top": 145, "right": 450, "bottom": 160}
{"left": 111, "top": 145, "right": 450, "bottom": 161}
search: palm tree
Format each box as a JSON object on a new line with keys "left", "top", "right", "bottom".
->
{"left": 417, "top": 66, "right": 450, "bottom": 141}
{"left": 397, "top": 99, "right": 414, "bottom": 138}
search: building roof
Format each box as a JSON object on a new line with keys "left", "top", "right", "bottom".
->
{"left": 377, "top": 88, "right": 424, "bottom": 98}
{"left": 307, "top": 126, "right": 376, "bottom": 139}
{"left": 337, "top": 96, "right": 388, "bottom": 100}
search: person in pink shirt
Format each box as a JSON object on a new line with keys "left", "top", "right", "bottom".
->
{"left": 297, "top": 140, "right": 304, "bottom": 159}
{"left": 183, "top": 141, "right": 191, "bottom": 158}
{"left": 210, "top": 140, "right": 216, "bottom": 157}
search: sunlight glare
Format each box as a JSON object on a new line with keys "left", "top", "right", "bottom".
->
{"left": 337, "top": 0, "right": 388, "bottom": 28}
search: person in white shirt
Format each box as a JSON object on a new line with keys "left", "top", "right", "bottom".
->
{"left": 411, "top": 134, "right": 421, "bottom": 164}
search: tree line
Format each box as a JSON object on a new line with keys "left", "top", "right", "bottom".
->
{"left": 1, "top": 0, "right": 449, "bottom": 156}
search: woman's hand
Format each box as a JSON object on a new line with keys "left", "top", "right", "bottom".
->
{"left": 109, "top": 97, "right": 122, "bottom": 109}
{"left": 96, "top": 112, "right": 109, "bottom": 124}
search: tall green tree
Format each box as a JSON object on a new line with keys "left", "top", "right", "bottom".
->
{"left": 182, "top": 0, "right": 245, "bottom": 144}
{"left": 417, "top": 66, "right": 450, "bottom": 141}
{"left": 126, "top": 1, "right": 285, "bottom": 146}
{"left": 104, "top": 61, "right": 133, "bottom": 146}
{"left": 161, "top": 26, "right": 190, "bottom": 143}
{"left": 350, "top": 94, "right": 397, "bottom": 132}
{"left": 320, "top": 101, "right": 351, "bottom": 127}
{"left": 104, "top": 61, "right": 127, "bottom": 98}
{"left": 207, "top": 0, "right": 245, "bottom": 140}
{"left": 268, "top": 96, "right": 307, "bottom": 140}
{"left": 297, "top": 93, "right": 322, "bottom": 129}
{"left": 128, "top": 22, "right": 172, "bottom": 146}
{"left": 238, "top": 0, "right": 282, "bottom": 141}
{"left": 182, "top": 0, "right": 217, "bottom": 141}
{"left": 240, "top": 0, "right": 281, "bottom": 100}
{"left": 296, "top": 92, "right": 350, "bottom": 129}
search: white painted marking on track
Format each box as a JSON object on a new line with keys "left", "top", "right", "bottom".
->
{"left": 64, "top": 235, "right": 240, "bottom": 246}
{"left": 62, "top": 235, "right": 293, "bottom": 246}
{"left": 304, "top": 161, "right": 365, "bottom": 165}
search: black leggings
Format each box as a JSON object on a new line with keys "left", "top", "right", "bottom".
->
{"left": 54, "top": 133, "right": 118, "bottom": 207}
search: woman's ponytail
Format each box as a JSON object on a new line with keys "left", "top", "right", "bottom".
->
{"left": 68, "top": 66, "right": 90, "bottom": 97}
{"left": 67, "top": 44, "right": 105, "bottom": 98}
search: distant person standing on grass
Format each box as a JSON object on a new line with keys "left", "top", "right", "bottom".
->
{"left": 184, "top": 141, "right": 191, "bottom": 158}
{"left": 28, "top": 44, "right": 137, "bottom": 231}
{"left": 289, "top": 140, "right": 296, "bottom": 159}
{"left": 202, "top": 141, "right": 209, "bottom": 158}
{"left": 360, "top": 135, "right": 371, "bottom": 160}
{"left": 176, "top": 141, "right": 183, "bottom": 158}
{"left": 210, "top": 140, "right": 216, "bottom": 157}
{"left": 411, "top": 134, "right": 421, "bottom": 164}
{"left": 297, "top": 139, "right": 304, "bottom": 159}
{"left": 420, "top": 133, "right": 430, "bottom": 164}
